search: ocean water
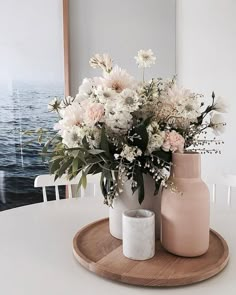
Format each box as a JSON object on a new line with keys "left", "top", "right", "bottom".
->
{"left": 0, "top": 81, "right": 65, "bottom": 211}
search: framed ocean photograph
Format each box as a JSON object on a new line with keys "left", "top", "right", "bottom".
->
{"left": 0, "top": 0, "right": 70, "bottom": 210}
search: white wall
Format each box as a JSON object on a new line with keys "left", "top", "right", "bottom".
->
{"left": 176, "top": 0, "right": 236, "bottom": 179}
{"left": 69, "top": 0, "right": 176, "bottom": 96}
{"left": 0, "top": 0, "right": 63, "bottom": 83}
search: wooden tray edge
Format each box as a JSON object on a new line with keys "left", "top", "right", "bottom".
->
{"left": 72, "top": 218, "right": 230, "bottom": 287}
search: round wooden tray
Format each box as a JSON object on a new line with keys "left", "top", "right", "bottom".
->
{"left": 72, "top": 218, "right": 229, "bottom": 287}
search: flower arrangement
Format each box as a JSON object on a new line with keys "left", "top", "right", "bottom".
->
{"left": 39, "top": 50, "right": 226, "bottom": 206}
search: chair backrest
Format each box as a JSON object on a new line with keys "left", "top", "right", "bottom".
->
{"left": 35, "top": 173, "right": 236, "bottom": 206}
{"left": 205, "top": 174, "right": 236, "bottom": 207}
{"left": 34, "top": 174, "right": 101, "bottom": 202}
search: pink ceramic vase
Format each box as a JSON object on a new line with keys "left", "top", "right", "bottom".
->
{"left": 161, "top": 152, "right": 210, "bottom": 257}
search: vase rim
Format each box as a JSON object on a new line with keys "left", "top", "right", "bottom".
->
{"left": 173, "top": 152, "right": 200, "bottom": 159}
{"left": 174, "top": 151, "right": 199, "bottom": 155}
{"left": 123, "top": 209, "right": 154, "bottom": 219}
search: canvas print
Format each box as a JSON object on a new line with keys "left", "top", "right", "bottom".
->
{"left": 0, "top": 0, "right": 64, "bottom": 210}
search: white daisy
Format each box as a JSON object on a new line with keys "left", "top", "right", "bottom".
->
{"left": 118, "top": 89, "right": 141, "bottom": 112}
{"left": 62, "top": 126, "right": 82, "bottom": 148}
{"left": 94, "top": 86, "right": 117, "bottom": 103}
{"left": 134, "top": 49, "right": 156, "bottom": 68}
{"left": 48, "top": 97, "right": 61, "bottom": 112}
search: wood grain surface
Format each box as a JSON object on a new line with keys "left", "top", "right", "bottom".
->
{"left": 72, "top": 218, "right": 229, "bottom": 287}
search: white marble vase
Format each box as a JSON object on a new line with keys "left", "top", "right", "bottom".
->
{"left": 122, "top": 209, "right": 155, "bottom": 260}
{"left": 109, "top": 174, "right": 161, "bottom": 240}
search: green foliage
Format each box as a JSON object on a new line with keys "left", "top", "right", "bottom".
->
{"left": 23, "top": 121, "right": 173, "bottom": 207}
{"left": 128, "top": 117, "right": 152, "bottom": 152}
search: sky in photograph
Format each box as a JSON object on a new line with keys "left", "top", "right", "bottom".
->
{"left": 0, "top": 0, "right": 64, "bottom": 84}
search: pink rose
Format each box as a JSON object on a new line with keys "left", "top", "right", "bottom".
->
{"left": 162, "top": 130, "right": 185, "bottom": 153}
{"left": 85, "top": 102, "right": 104, "bottom": 125}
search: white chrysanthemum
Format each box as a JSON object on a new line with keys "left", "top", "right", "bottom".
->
{"left": 94, "top": 86, "right": 117, "bottom": 103}
{"left": 74, "top": 93, "right": 88, "bottom": 103}
{"left": 118, "top": 89, "right": 141, "bottom": 112}
{"left": 212, "top": 96, "right": 227, "bottom": 113}
{"left": 134, "top": 49, "right": 156, "bottom": 68}
{"left": 102, "top": 66, "right": 136, "bottom": 93}
{"left": 105, "top": 109, "right": 133, "bottom": 134}
{"left": 89, "top": 53, "right": 113, "bottom": 73}
{"left": 78, "top": 78, "right": 94, "bottom": 96}
{"left": 104, "top": 98, "right": 118, "bottom": 114}
{"left": 209, "top": 113, "right": 226, "bottom": 135}
{"left": 179, "top": 98, "right": 201, "bottom": 122}
{"left": 120, "top": 144, "right": 142, "bottom": 162}
{"left": 162, "top": 84, "right": 201, "bottom": 124}
{"left": 167, "top": 83, "right": 192, "bottom": 104}
{"left": 62, "top": 126, "right": 82, "bottom": 148}
{"left": 77, "top": 77, "right": 102, "bottom": 100}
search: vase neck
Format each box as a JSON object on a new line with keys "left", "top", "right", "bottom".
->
{"left": 171, "top": 153, "right": 201, "bottom": 179}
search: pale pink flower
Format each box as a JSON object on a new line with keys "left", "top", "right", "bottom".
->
{"left": 85, "top": 102, "right": 104, "bottom": 126}
{"left": 102, "top": 65, "right": 136, "bottom": 93}
{"left": 55, "top": 102, "right": 84, "bottom": 133}
{"left": 162, "top": 130, "right": 185, "bottom": 153}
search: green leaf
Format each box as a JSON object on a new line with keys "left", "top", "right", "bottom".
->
{"left": 128, "top": 122, "right": 149, "bottom": 152}
{"left": 50, "top": 155, "right": 64, "bottom": 161}
{"left": 153, "top": 149, "right": 172, "bottom": 164}
{"left": 82, "top": 136, "right": 90, "bottom": 150}
{"left": 49, "top": 158, "right": 61, "bottom": 174}
{"left": 100, "top": 171, "right": 107, "bottom": 197}
{"left": 81, "top": 170, "right": 87, "bottom": 189}
{"left": 154, "top": 179, "right": 161, "bottom": 195}
{"left": 78, "top": 170, "right": 87, "bottom": 190}
{"left": 72, "top": 158, "right": 79, "bottom": 174}
{"left": 135, "top": 168, "right": 144, "bottom": 205}
{"left": 100, "top": 126, "right": 111, "bottom": 159}
{"left": 57, "top": 158, "right": 73, "bottom": 177}
{"left": 131, "top": 166, "right": 145, "bottom": 204}
{"left": 88, "top": 149, "right": 105, "bottom": 155}
{"left": 142, "top": 116, "right": 153, "bottom": 127}
{"left": 88, "top": 164, "right": 102, "bottom": 175}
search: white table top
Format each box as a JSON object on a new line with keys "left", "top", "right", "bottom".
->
{"left": 0, "top": 197, "right": 235, "bottom": 295}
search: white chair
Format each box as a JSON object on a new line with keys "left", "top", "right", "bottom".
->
{"left": 222, "top": 174, "right": 236, "bottom": 206}
{"left": 34, "top": 174, "right": 102, "bottom": 202}
{"left": 206, "top": 174, "right": 236, "bottom": 206}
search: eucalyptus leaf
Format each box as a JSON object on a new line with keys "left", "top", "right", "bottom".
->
{"left": 88, "top": 149, "right": 105, "bottom": 155}
{"left": 72, "top": 158, "right": 79, "bottom": 174}
{"left": 57, "top": 158, "right": 73, "bottom": 177}
{"left": 100, "top": 126, "right": 111, "bottom": 159}
{"left": 78, "top": 170, "right": 87, "bottom": 190}
{"left": 49, "top": 158, "right": 61, "bottom": 174}
{"left": 128, "top": 121, "right": 149, "bottom": 152}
